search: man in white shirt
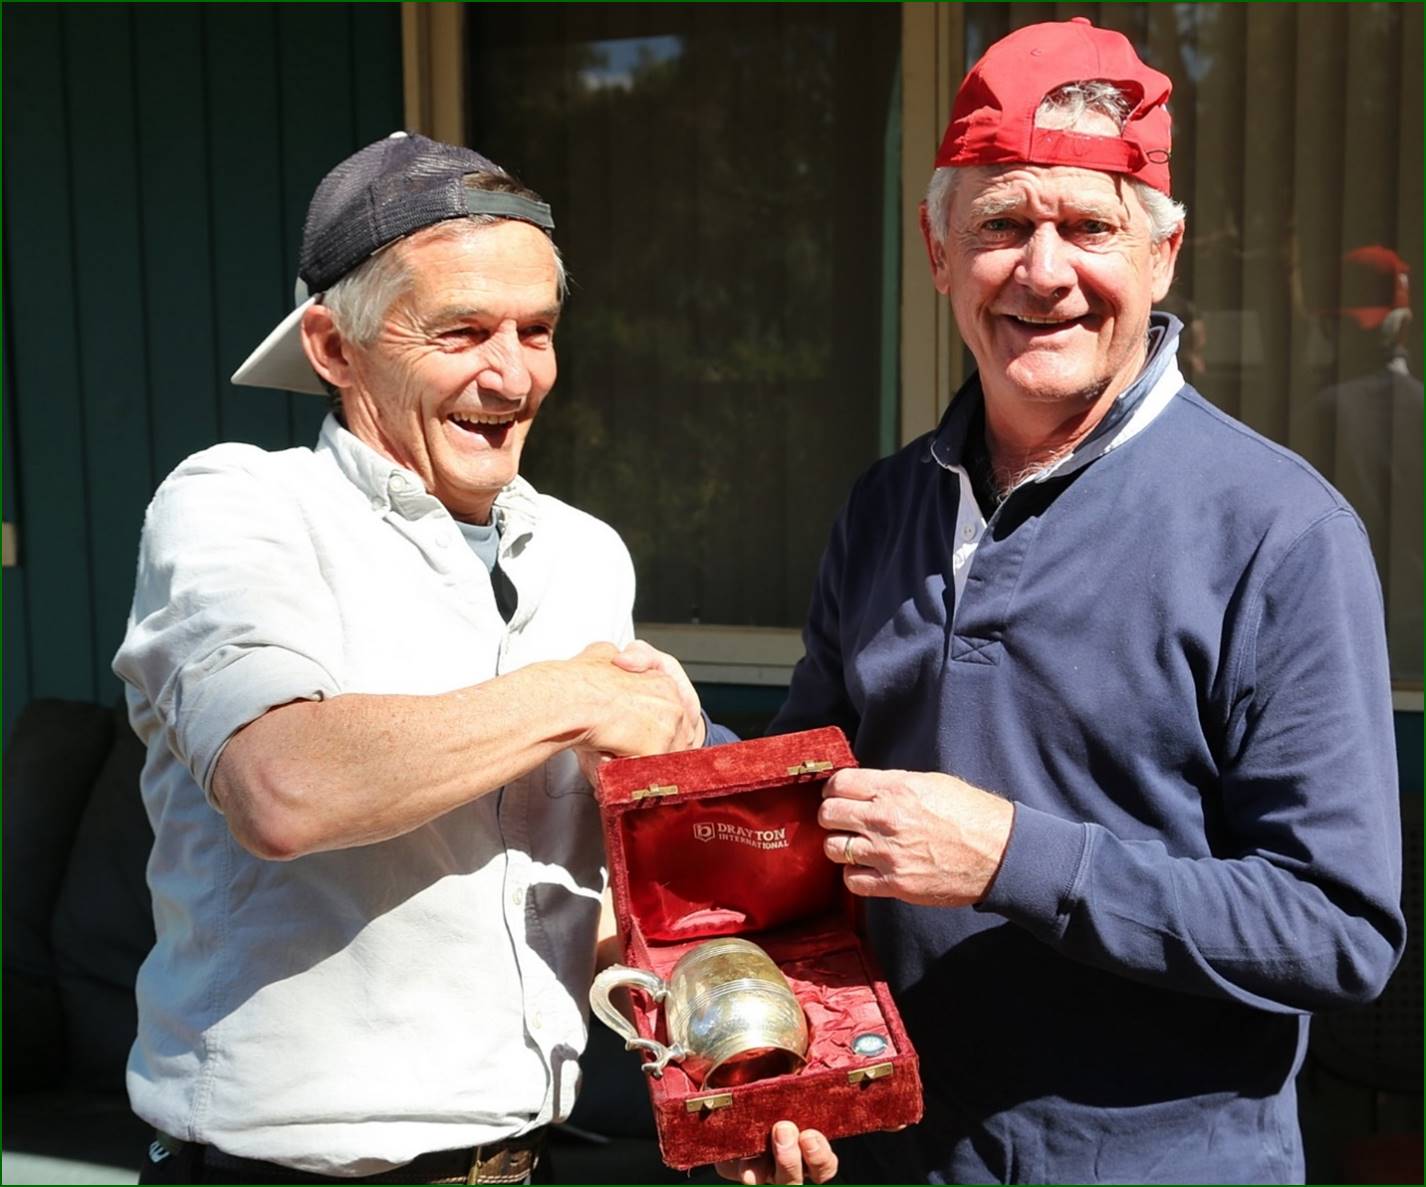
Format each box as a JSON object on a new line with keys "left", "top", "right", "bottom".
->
{"left": 115, "top": 132, "right": 708, "bottom": 1184}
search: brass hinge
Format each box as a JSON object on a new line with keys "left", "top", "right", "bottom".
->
{"left": 847, "top": 1061, "right": 894, "bottom": 1085}
{"left": 631, "top": 783, "right": 679, "bottom": 800}
{"left": 786, "top": 760, "right": 834, "bottom": 777}
{"left": 686, "top": 1091, "right": 734, "bottom": 1113}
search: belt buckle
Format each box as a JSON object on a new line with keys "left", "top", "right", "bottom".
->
{"left": 466, "top": 1143, "right": 534, "bottom": 1186}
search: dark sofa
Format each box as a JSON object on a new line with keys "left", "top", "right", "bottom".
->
{"left": 3, "top": 698, "right": 155, "bottom": 1180}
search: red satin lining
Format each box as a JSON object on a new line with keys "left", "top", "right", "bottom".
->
{"left": 622, "top": 784, "right": 843, "bottom": 941}
{"left": 613, "top": 757, "right": 894, "bottom": 1089}
{"left": 632, "top": 927, "right": 898, "bottom": 1093}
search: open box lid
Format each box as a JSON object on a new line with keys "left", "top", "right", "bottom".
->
{"left": 594, "top": 727, "right": 857, "bottom": 945}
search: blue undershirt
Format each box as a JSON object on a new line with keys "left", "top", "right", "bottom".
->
{"left": 456, "top": 513, "right": 500, "bottom": 574}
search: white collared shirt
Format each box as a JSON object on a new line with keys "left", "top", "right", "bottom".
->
{"left": 114, "top": 415, "right": 633, "bottom": 1175}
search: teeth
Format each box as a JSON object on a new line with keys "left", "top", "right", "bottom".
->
{"left": 450, "top": 412, "right": 515, "bottom": 428}
{"left": 1013, "top": 315, "right": 1069, "bottom": 325}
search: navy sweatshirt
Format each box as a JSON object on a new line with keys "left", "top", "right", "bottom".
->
{"left": 769, "top": 316, "right": 1405, "bottom": 1184}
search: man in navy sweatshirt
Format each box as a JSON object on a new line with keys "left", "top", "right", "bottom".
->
{"left": 769, "top": 18, "right": 1405, "bottom": 1185}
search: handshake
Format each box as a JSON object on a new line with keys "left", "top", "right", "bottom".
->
{"left": 565, "top": 639, "right": 709, "bottom": 779}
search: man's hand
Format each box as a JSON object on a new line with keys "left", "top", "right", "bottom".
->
{"left": 715, "top": 1121, "right": 837, "bottom": 1185}
{"left": 609, "top": 639, "right": 705, "bottom": 744}
{"left": 818, "top": 768, "right": 1015, "bottom": 906}
{"left": 568, "top": 642, "right": 704, "bottom": 782}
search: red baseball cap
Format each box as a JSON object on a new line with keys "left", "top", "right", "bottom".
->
{"left": 935, "top": 17, "right": 1175, "bottom": 194}
{"left": 1339, "top": 245, "right": 1411, "bottom": 330}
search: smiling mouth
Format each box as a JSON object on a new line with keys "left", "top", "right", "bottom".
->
{"left": 448, "top": 411, "right": 517, "bottom": 448}
{"left": 1005, "top": 313, "right": 1087, "bottom": 332}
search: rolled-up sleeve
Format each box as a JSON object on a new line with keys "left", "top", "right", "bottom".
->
{"left": 114, "top": 445, "right": 343, "bottom": 801}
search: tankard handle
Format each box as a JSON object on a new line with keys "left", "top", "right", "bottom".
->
{"left": 589, "top": 964, "right": 687, "bottom": 1077}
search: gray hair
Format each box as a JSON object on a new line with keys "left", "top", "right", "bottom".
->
{"left": 925, "top": 81, "right": 1187, "bottom": 246}
{"left": 323, "top": 218, "right": 569, "bottom": 348}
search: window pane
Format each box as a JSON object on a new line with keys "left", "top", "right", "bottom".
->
{"left": 467, "top": 3, "right": 901, "bottom": 627}
{"left": 964, "top": 3, "right": 1423, "bottom": 683}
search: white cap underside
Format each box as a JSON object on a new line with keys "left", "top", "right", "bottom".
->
{"left": 230, "top": 296, "right": 326, "bottom": 396}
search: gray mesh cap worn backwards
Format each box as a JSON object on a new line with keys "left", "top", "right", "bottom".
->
{"left": 231, "top": 131, "right": 556, "bottom": 396}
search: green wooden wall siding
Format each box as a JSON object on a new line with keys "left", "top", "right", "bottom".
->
{"left": 2, "top": 3, "right": 404, "bottom": 739}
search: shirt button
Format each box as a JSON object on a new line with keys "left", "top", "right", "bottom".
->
{"left": 963, "top": 524, "right": 976, "bottom": 541}
{"left": 510, "top": 888, "right": 525, "bottom": 908}
{"left": 531, "top": 1012, "right": 544, "bottom": 1032}
{"left": 389, "top": 473, "right": 409, "bottom": 491}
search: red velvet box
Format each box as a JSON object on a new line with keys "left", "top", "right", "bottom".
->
{"left": 594, "top": 727, "right": 923, "bottom": 1170}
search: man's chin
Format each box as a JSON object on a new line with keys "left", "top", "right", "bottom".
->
{"left": 995, "top": 361, "right": 1110, "bottom": 407}
{"left": 436, "top": 468, "right": 518, "bottom": 516}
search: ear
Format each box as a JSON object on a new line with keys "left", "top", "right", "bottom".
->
{"left": 919, "top": 201, "right": 953, "bottom": 296}
{"left": 300, "top": 303, "right": 355, "bottom": 390}
{"left": 1150, "top": 221, "right": 1185, "bottom": 303}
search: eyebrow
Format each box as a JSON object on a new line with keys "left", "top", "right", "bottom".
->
{"left": 967, "top": 194, "right": 1124, "bottom": 222}
{"left": 967, "top": 195, "right": 1024, "bottom": 219}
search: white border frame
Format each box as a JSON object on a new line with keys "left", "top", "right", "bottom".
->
{"left": 899, "top": 3, "right": 965, "bottom": 446}
{"left": 634, "top": 624, "right": 804, "bottom": 687}
{"left": 402, "top": 3, "right": 466, "bottom": 144}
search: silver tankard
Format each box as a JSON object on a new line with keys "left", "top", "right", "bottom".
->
{"left": 590, "top": 937, "right": 809, "bottom": 1088}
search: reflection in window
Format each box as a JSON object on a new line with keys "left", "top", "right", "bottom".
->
{"left": 966, "top": 3, "right": 1422, "bottom": 682}
{"left": 467, "top": 5, "right": 901, "bottom": 628}
{"left": 574, "top": 35, "right": 683, "bottom": 92}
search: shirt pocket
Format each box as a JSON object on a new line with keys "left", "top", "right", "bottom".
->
{"left": 541, "top": 749, "right": 595, "bottom": 799}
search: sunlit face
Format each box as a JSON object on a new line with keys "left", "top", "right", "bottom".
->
{"left": 927, "top": 158, "right": 1181, "bottom": 415}
{"left": 339, "top": 221, "right": 561, "bottom": 523}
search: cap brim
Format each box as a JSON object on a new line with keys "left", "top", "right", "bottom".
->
{"left": 230, "top": 296, "right": 327, "bottom": 395}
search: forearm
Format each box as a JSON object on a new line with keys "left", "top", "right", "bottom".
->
{"left": 980, "top": 803, "right": 1404, "bottom": 1012}
{"left": 215, "top": 658, "right": 636, "bottom": 859}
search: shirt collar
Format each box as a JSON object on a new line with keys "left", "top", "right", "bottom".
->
{"left": 929, "top": 311, "right": 1184, "bottom": 471}
{"left": 315, "top": 413, "right": 539, "bottom": 545}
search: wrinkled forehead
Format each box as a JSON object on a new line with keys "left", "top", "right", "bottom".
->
{"left": 956, "top": 162, "right": 1142, "bottom": 222}
{"left": 386, "top": 219, "right": 562, "bottom": 324}
{"left": 397, "top": 216, "right": 557, "bottom": 265}
{"left": 394, "top": 220, "right": 558, "bottom": 293}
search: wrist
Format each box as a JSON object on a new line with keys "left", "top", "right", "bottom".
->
{"left": 974, "top": 797, "right": 1016, "bottom": 902}
{"left": 521, "top": 658, "right": 610, "bottom": 750}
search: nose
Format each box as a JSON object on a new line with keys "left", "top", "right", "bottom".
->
{"left": 1015, "top": 223, "right": 1075, "bottom": 298}
{"left": 475, "top": 322, "right": 531, "bottom": 399}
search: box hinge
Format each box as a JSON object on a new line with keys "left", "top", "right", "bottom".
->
{"left": 786, "top": 760, "right": 834, "bottom": 777}
{"left": 686, "top": 1091, "right": 735, "bottom": 1113}
{"left": 631, "top": 783, "right": 679, "bottom": 800}
{"left": 847, "top": 1061, "right": 894, "bottom": 1085}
